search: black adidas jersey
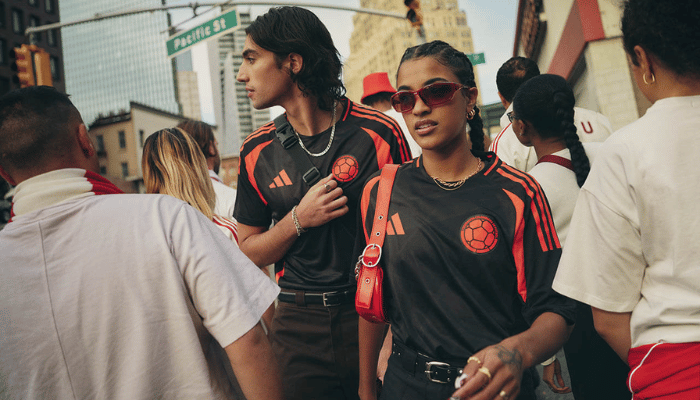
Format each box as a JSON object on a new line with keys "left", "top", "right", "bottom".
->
{"left": 356, "top": 153, "right": 576, "bottom": 364}
{"left": 235, "top": 98, "right": 411, "bottom": 291}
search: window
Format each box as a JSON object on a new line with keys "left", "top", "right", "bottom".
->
{"left": 29, "top": 0, "right": 39, "bottom": 6}
{"left": 47, "top": 28, "right": 56, "bottom": 47}
{"left": 29, "top": 16, "right": 40, "bottom": 42}
{"left": 118, "top": 131, "right": 126, "bottom": 149}
{"left": 11, "top": 9, "right": 23, "bottom": 34}
{"left": 49, "top": 56, "right": 60, "bottom": 81}
{"left": 121, "top": 162, "right": 129, "bottom": 178}
{"left": 45, "top": 0, "right": 55, "bottom": 14}
{"left": 95, "top": 135, "right": 105, "bottom": 152}
{"left": 139, "top": 129, "right": 144, "bottom": 146}
{"left": 0, "top": 4, "right": 6, "bottom": 29}
{"left": 0, "top": 39, "right": 6, "bottom": 65}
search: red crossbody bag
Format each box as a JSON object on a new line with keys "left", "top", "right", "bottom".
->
{"left": 355, "top": 164, "right": 399, "bottom": 323}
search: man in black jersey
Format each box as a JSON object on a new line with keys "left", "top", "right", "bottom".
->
{"left": 234, "top": 6, "right": 411, "bottom": 400}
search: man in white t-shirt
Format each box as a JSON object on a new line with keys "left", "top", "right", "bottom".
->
{"left": 0, "top": 86, "right": 282, "bottom": 400}
{"left": 490, "top": 57, "right": 613, "bottom": 172}
{"left": 361, "top": 71, "right": 420, "bottom": 157}
{"left": 177, "top": 119, "right": 237, "bottom": 218}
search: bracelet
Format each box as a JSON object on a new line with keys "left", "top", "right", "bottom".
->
{"left": 541, "top": 355, "right": 557, "bottom": 366}
{"left": 291, "top": 205, "right": 306, "bottom": 237}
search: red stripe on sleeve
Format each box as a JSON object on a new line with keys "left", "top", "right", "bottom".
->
{"left": 351, "top": 109, "right": 411, "bottom": 162}
{"left": 244, "top": 140, "right": 274, "bottom": 206}
{"left": 490, "top": 123, "right": 511, "bottom": 153}
{"left": 362, "top": 127, "right": 393, "bottom": 169}
{"left": 503, "top": 189, "right": 527, "bottom": 302}
{"left": 360, "top": 176, "right": 381, "bottom": 243}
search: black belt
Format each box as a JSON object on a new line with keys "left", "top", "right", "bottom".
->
{"left": 277, "top": 288, "right": 356, "bottom": 307}
{"left": 392, "top": 339, "right": 464, "bottom": 385}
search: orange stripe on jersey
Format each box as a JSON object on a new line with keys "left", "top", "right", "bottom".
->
{"left": 275, "top": 267, "right": 285, "bottom": 283}
{"left": 391, "top": 214, "right": 405, "bottom": 235}
{"left": 360, "top": 175, "right": 381, "bottom": 243}
{"left": 483, "top": 156, "right": 500, "bottom": 175}
{"left": 507, "top": 167, "right": 560, "bottom": 249}
{"left": 242, "top": 123, "right": 275, "bottom": 147}
{"left": 244, "top": 139, "right": 274, "bottom": 206}
{"left": 387, "top": 222, "right": 395, "bottom": 236}
{"left": 362, "top": 127, "right": 393, "bottom": 169}
{"left": 274, "top": 175, "right": 283, "bottom": 187}
{"left": 351, "top": 108, "right": 411, "bottom": 161}
{"left": 414, "top": 157, "right": 421, "bottom": 168}
{"left": 340, "top": 98, "right": 351, "bottom": 121}
{"left": 496, "top": 167, "right": 559, "bottom": 251}
{"left": 280, "top": 169, "right": 293, "bottom": 185}
{"left": 503, "top": 189, "right": 527, "bottom": 302}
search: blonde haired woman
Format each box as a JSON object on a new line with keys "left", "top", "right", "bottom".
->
{"left": 142, "top": 127, "right": 237, "bottom": 242}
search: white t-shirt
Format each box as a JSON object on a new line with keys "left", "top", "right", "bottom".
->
{"left": 210, "top": 170, "right": 238, "bottom": 219}
{"left": 490, "top": 105, "right": 612, "bottom": 172}
{"left": 553, "top": 95, "right": 700, "bottom": 348}
{"left": 0, "top": 170, "right": 279, "bottom": 399}
{"left": 527, "top": 143, "right": 599, "bottom": 245}
{"left": 385, "top": 107, "right": 421, "bottom": 158}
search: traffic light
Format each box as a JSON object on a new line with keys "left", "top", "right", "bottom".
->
{"left": 11, "top": 45, "right": 35, "bottom": 88}
{"left": 33, "top": 48, "right": 53, "bottom": 87}
{"left": 404, "top": 0, "right": 425, "bottom": 41}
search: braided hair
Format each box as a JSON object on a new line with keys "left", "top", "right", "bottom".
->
{"left": 398, "top": 40, "right": 485, "bottom": 152}
{"left": 512, "top": 74, "right": 590, "bottom": 187}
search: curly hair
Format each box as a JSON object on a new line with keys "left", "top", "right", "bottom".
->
{"left": 142, "top": 128, "right": 216, "bottom": 219}
{"left": 397, "top": 40, "right": 485, "bottom": 152}
{"left": 512, "top": 74, "right": 590, "bottom": 187}
{"left": 245, "top": 6, "right": 345, "bottom": 111}
{"left": 622, "top": 0, "right": 700, "bottom": 78}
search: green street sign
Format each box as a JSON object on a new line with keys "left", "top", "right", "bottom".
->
{"left": 467, "top": 52, "right": 485, "bottom": 65}
{"left": 167, "top": 8, "right": 239, "bottom": 58}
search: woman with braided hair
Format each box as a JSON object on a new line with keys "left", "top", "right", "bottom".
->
{"left": 510, "top": 74, "right": 630, "bottom": 399}
{"left": 356, "top": 41, "right": 575, "bottom": 400}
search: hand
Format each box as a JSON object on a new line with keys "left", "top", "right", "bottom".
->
{"left": 542, "top": 359, "right": 571, "bottom": 394}
{"left": 295, "top": 174, "right": 349, "bottom": 229}
{"left": 451, "top": 344, "right": 523, "bottom": 400}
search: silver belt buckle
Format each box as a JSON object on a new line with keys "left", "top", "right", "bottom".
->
{"left": 425, "top": 361, "right": 452, "bottom": 383}
{"left": 322, "top": 291, "right": 340, "bottom": 307}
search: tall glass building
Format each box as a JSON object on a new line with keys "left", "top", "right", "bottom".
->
{"left": 59, "top": 0, "right": 180, "bottom": 125}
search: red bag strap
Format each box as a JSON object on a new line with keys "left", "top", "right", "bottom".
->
{"left": 537, "top": 154, "right": 574, "bottom": 171}
{"left": 361, "top": 164, "right": 400, "bottom": 267}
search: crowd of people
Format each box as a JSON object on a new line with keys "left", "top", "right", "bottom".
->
{"left": 0, "top": 0, "right": 698, "bottom": 399}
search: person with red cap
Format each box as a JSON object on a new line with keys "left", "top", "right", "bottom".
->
{"left": 362, "top": 72, "right": 421, "bottom": 157}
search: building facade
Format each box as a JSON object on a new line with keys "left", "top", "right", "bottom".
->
{"left": 344, "top": 0, "right": 480, "bottom": 105}
{"left": 59, "top": 0, "right": 180, "bottom": 126}
{"left": 0, "top": 0, "right": 65, "bottom": 95}
{"left": 88, "top": 102, "right": 187, "bottom": 193}
{"left": 513, "top": 0, "right": 649, "bottom": 131}
{"left": 174, "top": 51, "right": 201, "bottom": 120}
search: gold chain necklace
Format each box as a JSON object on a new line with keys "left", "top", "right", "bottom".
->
{"left": 432, "top": 158, "right": 483, "bottom": 191}
{"left": 294, "top": 100, "right": 337, "bottom": 157}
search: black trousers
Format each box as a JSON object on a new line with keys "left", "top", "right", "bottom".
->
{"left": 269, "top": 300, "right": 360, "bottom": 400}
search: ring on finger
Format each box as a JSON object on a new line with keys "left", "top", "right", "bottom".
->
{"left": 477, "top": 366, "right": 492, "bottom": 381}
{"left": 323, "top": 183, "right": 331, "bottom": 192}
{"left": 454, "top": 372, "right": 469, "bottom": 389}
{"left": 499, "top": 390, "right": 508, "bottom": 398}
{"left": 467, "top": 356, "right": 482, "bottom": 366}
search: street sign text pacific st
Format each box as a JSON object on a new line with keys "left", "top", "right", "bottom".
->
{"left": 167, "top": 8, "right": 238, "bottom": 58}
{"left": 467, "top": 52, "right": 485, "bottom": 65}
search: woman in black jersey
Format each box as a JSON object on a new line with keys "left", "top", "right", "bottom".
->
{"left": 511, "top": 74, "right": 630, "bottom": 398}
{"left": 356, "top": 41, "right": 576, "bottom": 400}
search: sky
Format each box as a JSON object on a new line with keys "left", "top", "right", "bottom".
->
{"left": 169, "top": 0, "right": 519, "bottom": 124}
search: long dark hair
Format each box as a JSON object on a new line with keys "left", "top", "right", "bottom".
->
{"left": 512, "top": 74, "right": 590, "bottom": 187}
{"left": 245, "top": 6, "right": 345, "bottom": 111}
{"left": 397, "top": 40, "right": 485, "bottom": 152}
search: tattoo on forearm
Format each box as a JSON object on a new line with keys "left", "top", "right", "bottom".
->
{"left": 495, "top": 345, "right": 523, "bottom": 375}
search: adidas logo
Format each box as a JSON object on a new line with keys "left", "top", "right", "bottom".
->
{"left": 386, "top": 213, "right": 404, "bottom": 235}
{"left": 269, "top": 170, "right": 293, "bottom": 188}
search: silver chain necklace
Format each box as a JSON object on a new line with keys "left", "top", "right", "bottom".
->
{"left": 294, "top": 100, "right": 337, "bottom": 157}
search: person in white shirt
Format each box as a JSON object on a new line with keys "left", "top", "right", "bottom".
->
{"left": 511, "top": 74, "right": 629, "bottom": 399}
{"left": 0, "top": 86, "right": 283, "bottom": 400}
{"left": 361, "top": 71, "right": 420, "bottom": 157}
{"left": 177, "top": 119, "right": 237, "bottom": 218}
{"left": 553, "top": 0, "right": 700, "bottom": 397}
{"left": 490, "top": 57, "right": 613, "bottom": 172}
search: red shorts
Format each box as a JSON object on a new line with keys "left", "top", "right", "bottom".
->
{"left": 627, "top": 342, "right": 700, "bottom": 399}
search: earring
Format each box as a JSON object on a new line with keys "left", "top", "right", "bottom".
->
{"left": 466, "top": 108, "right": 476, "bottom": 121}
{"left": 643, "top": 72, "right": 655, "bottom": 85}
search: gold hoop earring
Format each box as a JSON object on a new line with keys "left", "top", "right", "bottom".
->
{"left": 466, "top": 108, "right": 476, "bottom": 121}
{"left": 643, "top": 72, "right": 655, "bottom": 85}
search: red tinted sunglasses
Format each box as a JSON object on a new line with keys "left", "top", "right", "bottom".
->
{"left": 391, "top": 82, "right": 466, "bottom": 113}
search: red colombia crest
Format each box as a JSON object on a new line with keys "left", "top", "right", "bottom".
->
{"left": 461, "top": 215, "right": 498, "bottom": 254}
{"left": 332, "top": 155, "right": 359, "bottom": 182}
